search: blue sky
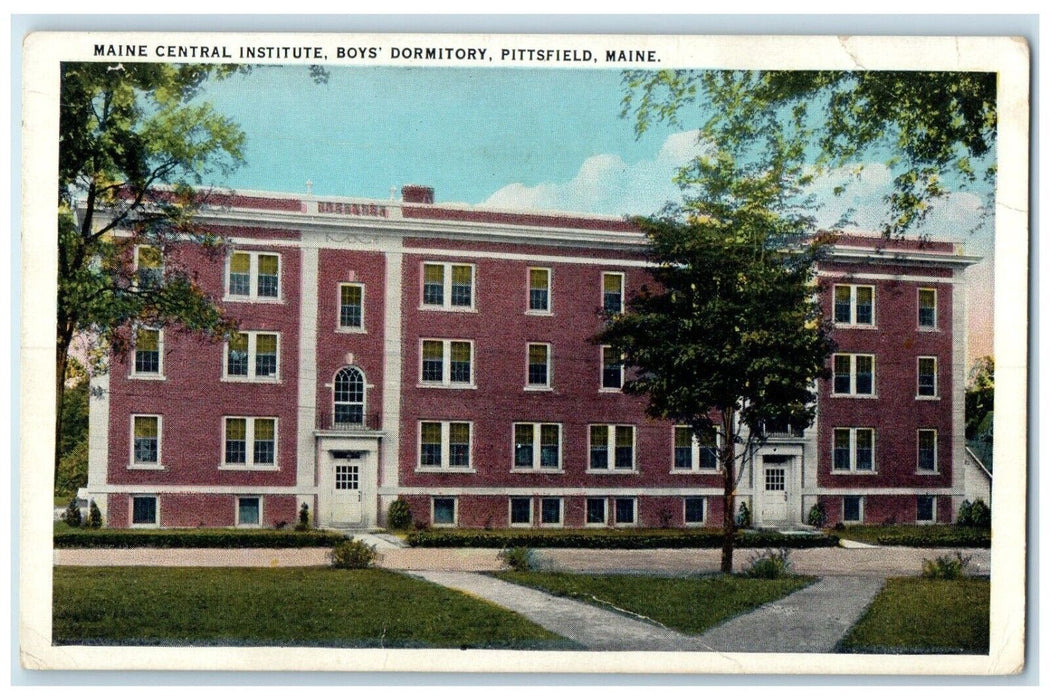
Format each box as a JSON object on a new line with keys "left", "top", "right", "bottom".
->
{"left": 195, "top": 66, "right": 995, "bottom": 360}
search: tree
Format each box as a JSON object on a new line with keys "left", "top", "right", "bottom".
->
{"left": 596, "top": 143, "right": 835, "bottom": 574}
{"left": 621, "top": 70, "right": 997, "bottom": 237}
{"left": 57, "top": 63, "right": 247, "bottom": 467}
{"left": 966, "top": 356, "right": 994, "bottom": 468}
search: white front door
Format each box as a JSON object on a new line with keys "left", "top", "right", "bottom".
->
{"left": 760, "top": 458, "right": 791, "bottom": 523}
{"left": 330, "top": 461, "right": 363, "bottom": 525}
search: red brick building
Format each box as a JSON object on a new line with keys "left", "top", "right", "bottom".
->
{"left": 85, "top": 185, "right": 986, "bottom": 529}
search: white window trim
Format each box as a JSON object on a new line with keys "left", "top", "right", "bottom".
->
{"left": 916, "top": 495, "right": 938, "bottom": 524}
{"left": 420, "top": 261, "right": 477, "bottom": 312}
{"left": 831, "top": 427, "right": 877, "bottom": 474}
{"left": 130, "top": 327, "right": 165, "bottom": 380}
{"left": 917, "top": 429, "right": 939, "bottom": 474}
{"left": 600, "top": 345, "right": 624, "bottom": 392}
{"left": 235, "top": 495, "right": 263, "bottom": 528}
{"left": 223, "top": 331, "right": 281, "bottom": 383}
{"left": 833, "top": 284, "right": 876, "bottom": 327}
{"left": 129, "top": 414, "right": 164, "bottom": 470}
{"left": 602, "top": 271, "right": 625, "bottom": 314}
{"left": 842, "top": 495, "right": 865, "bottom": 524}
{"left": 224, "top": 250, "right": 283, "bottom": 303}
{"left": 332, "top": 366, "right": 368, "bottom": 427}
{"left": 526, "top": 266, "right": 553, "bottom": 316}
{"left": 508, "top": 497, "right": 534, "bottom": 527}
{"left": 916, "top": 356, "right": 939, "bottom": 399}
{"left": 585, "top": 497, "right": 608, "bottom": 527}
{"left": 612, "top": 496, "right": 638, "bottom": 527}
{"left": 133, "top": 244, "right": 164, "bottom": 289}
{"left": 918, "top": 287, "right": 939, "bottom": 331}
{"left": 683, "top": 496, "right": 706, "bottom": 527}
{"left": 337, "top": 282, "right": 366, "bottom": 333}
{"left": 417, "top": 421, "right": 475, "bottom": 472}
{"left": 587, "top": 425, "right": 636, "bottom": 473}
{"left": 671, "top": 425, "right": 720, "bottom": 472}
{"left": 431, "top": 496, "right": 458, "bottom": 527}
{"left": 220, "top": 416, "right": 280, "bottom": 471}
{"left": 524, "top": 342, "right": 552, "bottom": 390}
{"left": 538, "top": 497, "right": 564, "bottom": 528}
{"left": 418, "top": 338, "right": 476, "bottom": 389}
{"left": 129, "top": 494, "right": 159, "bottom": 528}
{"left": 831, "top": 353, "right": 876, "bottom": 397}
{"left": 511, "top": 423, "right": 563, "bottom": 472}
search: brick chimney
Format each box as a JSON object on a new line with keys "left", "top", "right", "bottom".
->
{"left": 401, "top": 185, "right": 434, "bottom": 204}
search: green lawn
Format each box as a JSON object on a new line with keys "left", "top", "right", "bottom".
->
{"left": 495, "top": 571, "right": 813, "bottom": 635}
{"left": 53, "top": 567, "right": 571, "bottom": 649}
{"left": 839, "top": 577, "right": 990, "bottom": 654}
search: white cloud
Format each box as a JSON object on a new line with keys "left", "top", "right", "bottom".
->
{"left": 480, "top": 130, "right": 707, "bottom": 217}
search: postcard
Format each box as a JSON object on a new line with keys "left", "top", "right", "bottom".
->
{"left": 20, "top": 31, "right": 1029, "bottom": 675}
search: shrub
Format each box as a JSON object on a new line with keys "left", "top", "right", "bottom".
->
{"left": 86, "top": 500, "right": 102, "bottom": 529}
{"left": 498, "top": 546, "right": 534, "bottom": 572}
{"left": 329, "top": 539, "right": 378, "bottom": 569}
{"left": 807, "top": 501, "right": 827, "bottom": 528}
{"left": 741, "top": 548, "right": 792, "bottom": 579}
{"left": 387, "top": 498, "right": 412, "bottom": 531}
{"left": 921, "top": 552, "right": 972, "bottom": 580}
{"left": 295, "top": 502, "right": 311, "bottom": 531}
{"left": 957, "top": 499, "right": 991, "bottom": 528}
{"left": 62, "top": 498, "right": 82, "bottom": 528}
{"left": 736, "top": 501, "right": 752, "bottom": 529}
{"left": 404, "top": 529, "right": 838, "bottom": 549}
{"left": 54, "top": 529, "right": 348, "bottom": 549}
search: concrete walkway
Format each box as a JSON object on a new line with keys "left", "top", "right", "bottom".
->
{"left": 695, "top": 576, "right": 885, "bottom": 653}
{"left": 411, "top": 570, "right": 885, "bottom": 652}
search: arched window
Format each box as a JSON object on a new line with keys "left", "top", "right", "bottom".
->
{"left": 334, "top": 367, "right": 365, "bottom": 426}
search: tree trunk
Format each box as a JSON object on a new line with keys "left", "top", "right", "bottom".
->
{"left": 720, "top": 412, "right": 737, "bottom": 574}
{"left": 55, "top": 339, "right": 69, "bottom": 472}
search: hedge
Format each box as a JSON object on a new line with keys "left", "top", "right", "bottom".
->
{"left": 53, "top": 528, "right": 349, "bottom": 549}
{"left": 404, "top": 528, "right": 838, "bottom": 549}
{"left": 872, "top": 530, "right": 991, "bottom": 548}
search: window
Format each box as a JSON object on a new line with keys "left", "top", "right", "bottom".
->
{"left": 432, "top": 497, "right": 457, "bottom": 526}
{"left": 528, "top": 267, "right": 551, "bottom": 313}
{"left": 223, "top": 417, "right": 277, "bottom": 469}
{"left": 134, "top": 245, "right": 163, "bottom": 288}
{"left": 917, "top": 495, "right": 936, "bottom": 523}
{"left": 227, "top": 251, "right": 280, "bottom": 300}
{"left": 589, "top": 425, "right": 635, "bottom": 471}
{"left": 614, "top": 497, "right": 636, "bottom": 526}
{"left": 673, "top": 425, "right": 718, "bottom": 471}
{"left": 833, "top": 284, "right": 874, "bottom": 325}
{"left": 586, "top": 498, "right": 607, "bottom": 526}
{"left": 601, "top": 346, "right": 623, "bottom": 390}
{"left": 602, "top": 272, "right": 624, "bottom": 314}
{"left": 225, "top": 331, "right": 279, "bottom": 381}
{"left": 338, "top": 284, "right": 364, "bottom": 330}
{"left": 684, "top": 497, "right": 706, "bottom": 525}
{"left": 132, "top": 327, "right": 162, "bottom": 377}
{"left": 918, "top": 288, "right": 937, "bottom": 329}
{"left": 509, "top": 498, "right": 532, "bottom": 526}
{"left": 422, "top": 262, "right": 475, "bottom": 310}
{"left": 131, "top": 415, "right": 161, "bottom": 467}
{"left": 917, "top": 356, "right": 938, "bottom": 397}
{"left": 540, "top": 498, "right": 563, "bottom": 526}
{"left": 842, "top": 496, "right": 863, "bottom": 523}
{"left": 131, "top": 495, "right": 158, "bottom": 526}
{"left": 917, "top": 429, "right": 938, "bottom": 472}
{"left": 420, "top": 339, "right": 473, "bottom": 387}
{"left": 237, "top": 496, "right": 261, "bottom": 527}
{"left": 832, "top": 354, "right": 875, "bottom": 396}
{"left": 333, "top": 367, "right": 365, "bottom": 426}
{"left": 832, "top": 428, "right": 875, "bottom": 472}
{"left": 526, "top": 343, "right": 551, "bottom": 388}
{"left": 513, "top": 423, "right": 561, "bottom": 470}
{"left": 419, "top": 421, "right": 472, "bottom": 470}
